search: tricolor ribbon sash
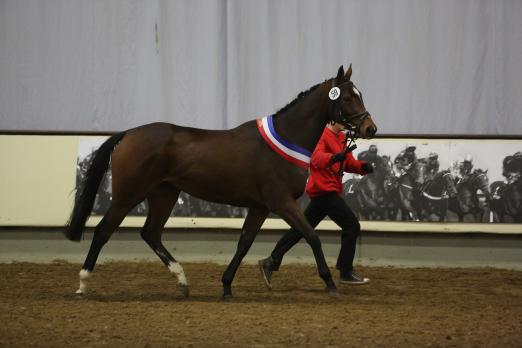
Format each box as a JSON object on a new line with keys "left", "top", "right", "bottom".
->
{"left": 257, "top": 115, "right": 312, "bottom": 168}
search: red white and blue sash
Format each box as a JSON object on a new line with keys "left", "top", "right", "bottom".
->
{"left": 257, "top": 115, "right": 312, "bottom": 168}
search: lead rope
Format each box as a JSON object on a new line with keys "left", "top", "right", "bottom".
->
{"left": 338, "top": 129, "right": 358, "bottom": 177}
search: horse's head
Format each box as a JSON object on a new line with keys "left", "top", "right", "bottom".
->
{"left": 472, "top": 169, "right": 489, "bottom": 191}
{"left": 328, "top": 64, "right": 377, "bottom": 139}
{"left": 413, "top": 162, "right": 426, "bottom": 185}
{"left": 440, "top": 170, "right": 457, "bottom": 197}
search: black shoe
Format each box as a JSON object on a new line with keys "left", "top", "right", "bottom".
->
{"left": 340, "top": 271, "right": 370, "bottom": 285}
{"left": 258, "top": 257, "right": 274, "bottom": 290}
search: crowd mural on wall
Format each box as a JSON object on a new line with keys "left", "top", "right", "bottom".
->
{"left": 76, "top": 137, "right": 522, "bottom": 223}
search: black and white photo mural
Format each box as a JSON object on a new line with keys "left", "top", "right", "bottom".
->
{"left": 344, "top": 139, "right": 522, "bottom": 223}
{"left": 76, "top": 137, "right": 522, "bottom": 223}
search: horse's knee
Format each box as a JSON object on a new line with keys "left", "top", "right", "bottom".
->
{"left": 92, "top": 223, "right": 112, "bottom": 246}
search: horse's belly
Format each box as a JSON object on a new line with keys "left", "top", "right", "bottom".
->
{"left": 169, "top": 173, "right": 260, "bottom": 207}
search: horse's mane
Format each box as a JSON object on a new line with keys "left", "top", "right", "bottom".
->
{"left": 433, "top": 170, "right": 446, "bottom": 180}
{"left": 274, "top": 82, "right": 324, "bottom": 115}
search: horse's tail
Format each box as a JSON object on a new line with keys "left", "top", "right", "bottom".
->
{"left": 64, "top": 132, "right": 126, "bottom": 242}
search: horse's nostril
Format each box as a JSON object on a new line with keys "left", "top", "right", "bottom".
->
{"left": 366, "top": 125, "right": 377, "bottom": 137}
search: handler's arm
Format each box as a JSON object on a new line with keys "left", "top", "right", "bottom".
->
{"left": 344, "top": 152, "right": 368, "bottom": 175}
{"left": 310, "top": 139, "right": 334, "bottom": 169}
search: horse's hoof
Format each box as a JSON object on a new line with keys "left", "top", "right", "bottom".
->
{"left": 177, "top": 283, "right": 189, "bottom": 297}
{"left": 326, "top": 286, "right": 339, "bottom": 296}
{"left": 75, "top": 289, "right": 84, "bottom": 295}
{"left": 222, "top": 284, "right": 233, "bottom": 300}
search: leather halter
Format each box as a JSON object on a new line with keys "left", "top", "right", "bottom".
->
{"left": 330, "top": 80, "right": 370, "bottom": 130}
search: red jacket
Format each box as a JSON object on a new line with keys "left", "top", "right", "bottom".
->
{"left": 306, "top": 127, "right": 368, "bottom": 198}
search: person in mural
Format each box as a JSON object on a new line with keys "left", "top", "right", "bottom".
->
{"left": 419, "top": 152, "right": 440, "bottom": 192}
{"left": 357, "top": 144, "right": 383, "bottom": 170}
{"left": 258, "top": 121, "right": 374, "bottom": 288}
{"left": 458, "top": 154, "right": 474, "bottom": 182}
{"left": 502, "top": 151, "right": 522, "bottom": 183}
{"left": 394, "top": 144, "right": 418, "bottom": 174}
{"left": 77, "top": 151, "right": 108, "bottom": 213}
{"left": 77, "top": 152, "right": 94, "bottom": 182}
{"left": 455, "top": 154, "right": 491, "bottom": 206}
{"left": 424, "top": 152, "right": 440, "bottom": 181}
{"left": 394, "top": 144, "right": 425, "bottom": 189}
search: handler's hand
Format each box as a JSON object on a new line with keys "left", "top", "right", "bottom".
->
{"left": 362, "top": 162, "right": 374, "bottom": 173}
{"left": 331, "top": 152, "right": 345, "bottom": 164}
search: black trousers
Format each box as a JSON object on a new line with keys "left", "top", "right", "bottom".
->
{"left": 270, "top": 192, "right": 361, "bottom": 273}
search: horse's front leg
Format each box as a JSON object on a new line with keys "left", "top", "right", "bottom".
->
{"left": 272, "top": 198, "right": 337, "bottom": 294}
{"left": 221, "top": 207, "right": 269, "bottom": 299}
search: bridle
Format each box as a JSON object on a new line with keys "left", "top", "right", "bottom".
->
{"left": 329, "top": 80, "right": 371, "bottom": 132}
{"left": 328, "top": 79, "right": 371, "bottom": 177}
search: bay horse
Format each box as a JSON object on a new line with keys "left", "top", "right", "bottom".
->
{"left": 419, "top": 170, "right": 457, "bottom": 221}
{"left": 449, "top": 169, "right": 489, "bottom": 222}
{"left": 64, "top": 64, "right": 377, "bottom": 298}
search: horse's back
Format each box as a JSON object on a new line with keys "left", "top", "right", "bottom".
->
{"left": 110, "top": 120, "right": 271, "bottom": 206}
{"left": 117, "top": 121, "right": 258, "bottom": 156}
{"left": 126, "top": 121, "right": 256, "bottom": 140}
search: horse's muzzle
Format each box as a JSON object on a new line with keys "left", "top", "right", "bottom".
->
{"left": 359, "top": 116, "right": 377, "bottom": 139}
{"left": 365, "top": 124, "right": 378, "bottom": 138}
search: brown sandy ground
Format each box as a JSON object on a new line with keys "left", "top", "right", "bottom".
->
{"left": 0, "top": 261, "right": 521, "bottom": 347}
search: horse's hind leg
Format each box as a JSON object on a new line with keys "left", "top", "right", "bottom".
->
{"left": 222, "top": 207, "right": 269, "bottom": 298}
{"left": 76, "top": 205, "right": 131, "bottom": 294}
{"left": 140, "top": 185, "right": 189, "bottom": 296}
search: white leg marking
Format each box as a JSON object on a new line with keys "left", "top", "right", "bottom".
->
{"left": 76, "top": 269, "right": 91, "bottom": 294}
{"left": 168, "top": 262, "right": 187, "bottom": 285}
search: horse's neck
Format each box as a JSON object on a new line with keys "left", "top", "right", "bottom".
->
{"left": 273, "top": 83, "right": 331, "bottom": 152}
{"left": 382, "top": 161, "right": 392, "bottom": 176}
{"left": 370, "top": 165, "right": 386, "bottom": 182}
{"left": 459, "top": 175, "right": 481, "bottom": 196}
{"left": 470, "top": 173, "right": 487, "bottom": 191}
{"left": 427, "top": 172, "right": 446, "bottom": 194}
{"left": 400, "top": 172, "right": 414, "bottom": 185}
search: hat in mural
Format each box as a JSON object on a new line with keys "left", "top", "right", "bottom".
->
{"left": 464, "top": 154, "right": 473, "bottom": 163}
{"left": 369, "top": 144, "right": 378, "bottom": 153}
{"left": 429, "top": 152, "right": 438, "bottom": 159}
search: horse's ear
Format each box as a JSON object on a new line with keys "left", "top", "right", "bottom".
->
{"left": 345, "top": 63, "right": 352, "bottom": 80}
{"left": 336, "top": 65, "right": 344, "bottom": 82}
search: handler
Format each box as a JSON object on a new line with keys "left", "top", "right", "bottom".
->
{"left": 259, "top": 121, "right": 373, "bottom": 288}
